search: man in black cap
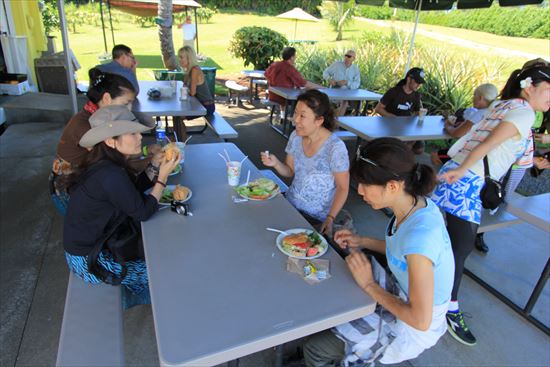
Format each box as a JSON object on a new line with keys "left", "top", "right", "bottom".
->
{"left": 375, "top": 67, "right": 426, "bottom": 153}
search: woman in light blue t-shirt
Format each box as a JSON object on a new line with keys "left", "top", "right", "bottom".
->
{"left": 303, "top": 138, "right": 454, "bottom": 367}
{"left": 261, "top": 90, "right": 349, "bottom": 234}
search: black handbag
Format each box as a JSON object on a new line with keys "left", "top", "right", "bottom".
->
{"left": 480, "top": 156, "right": 511, "bottom": 210}
{"left": 87, "top": 213, "right": 145, "bottom": 285}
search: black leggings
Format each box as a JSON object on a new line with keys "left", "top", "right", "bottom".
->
{"left": 446, "top": 213, "right": 479, "bottom": 300}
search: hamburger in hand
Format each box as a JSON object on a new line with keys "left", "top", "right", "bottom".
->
{"left": 163, "top": 143, "right": 180, "bottom": 162}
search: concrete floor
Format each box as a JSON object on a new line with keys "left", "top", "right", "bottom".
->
{"left": 0, "top": 99, "right": 549, "bottom": 367}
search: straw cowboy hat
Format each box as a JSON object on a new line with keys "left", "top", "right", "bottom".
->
{"left": 80, "top": 105, "right": 152, "bottom": 148}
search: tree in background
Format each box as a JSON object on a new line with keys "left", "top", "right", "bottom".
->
{"left": 157, "top": 0, "right": 178, "bottom": 70}
{"left": 320, "top": 0, "right": 355, "bottom": 41}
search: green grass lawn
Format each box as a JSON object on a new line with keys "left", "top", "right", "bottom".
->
{"left": 53, "top": 11, "right": 538, "bottom": 84}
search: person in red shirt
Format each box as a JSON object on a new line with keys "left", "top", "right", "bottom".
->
{"left": 265, "top": 47, "right": 321, "bottom": 107}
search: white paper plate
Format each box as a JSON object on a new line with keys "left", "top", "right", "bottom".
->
{"left": 237, "top": 185, "right": 280, "bottom": 201}
{"left": 146, "top": 185, "right": 192, "bottom": 206}
{"left": 275, "top": 228, "right": 329, "bottom": 260}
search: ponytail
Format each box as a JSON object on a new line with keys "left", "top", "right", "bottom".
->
{"left": 404, "top": 163, "right": 436, "bottom": 197}
{"left": 499, "top": 69, "right": 523, "bottom": 100}
{"left": 351, "top": 138, "right": 437, "bottom": 196}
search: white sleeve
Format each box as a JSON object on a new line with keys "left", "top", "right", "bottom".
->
{"left": 323, "top": 63, "right": 335, "bottom": 81}
{"left": 348, "top": 65, "right": 360, "bottom": 90}
{"left": 502, "top": 106, "right": 535, "bottom": 139}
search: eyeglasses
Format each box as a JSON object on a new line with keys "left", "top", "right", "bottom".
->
{"left": 356, "top": 148, "right": 400, "bottom": 178}
{"left": 345, "top": 54, "right": 353, "bottom": 58}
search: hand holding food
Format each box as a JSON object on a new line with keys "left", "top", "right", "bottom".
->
{"left": 260, "top": 151, "right": 279, "bottom": 168}
{"left": 534, "top": 156, "right": 550, "bottom": 170}
{"left": 334, "top": 229, "right": 362, "bottom": 249}
{"left": 163, "top": 143, "right": 180, "bottom": 162}
{"left": 158, "top": 150, "right": 180, "bottom": 179}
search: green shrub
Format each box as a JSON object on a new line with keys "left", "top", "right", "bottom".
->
{"left": 41, "top": 1, "right": 60, "bottom": 35}
{"left": 229, "top": 26, "right": 288, "bottom": 70}
{"left": 355, "top": 3, "right": 548, "bottom": 39}
{"left": 295, "top": 28, "right": 506, "bottom": 116}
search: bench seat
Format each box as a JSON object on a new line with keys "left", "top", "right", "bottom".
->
{"left": 204, "top": 112, "right": 238, "bottom": 140}
{"left": 56, "top": 273, "right": 124, "bottom": 366}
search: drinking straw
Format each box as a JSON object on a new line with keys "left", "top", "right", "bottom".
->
{"left": 218, "top": 153, "right": 228, "bottom": 164}
{"left": 173, "top": 131, "right": 179, "bottom": 142}
{"left": 183, "top": 136, "right": 192, "bottom": 145}
{"left": 224, "top": 148, "right": 230, "bottom": 162}
{"left": 240, "top": 155, "right": 248, "bottom": 164}
{"left": 246, "top": 170, "right": 250, "bottom": 186}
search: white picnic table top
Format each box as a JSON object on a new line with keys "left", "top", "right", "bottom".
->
{"left": 338, "top": 115, "right": 450, "bottom": 141}
{"left": 241, "top": 70, "right": 266, "bottom": 79}
{"left": 141, "top": 142, "right": 376, "bottom": 366}
{"left": 269, "top": 86, "right": 382, "bottom": 102}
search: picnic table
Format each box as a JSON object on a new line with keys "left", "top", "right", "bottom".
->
{"left": 241, "top": 70, "right": 266, "bottom": 100}
{"left": 133, "top": 80, "right": 207, "bottom": 139}
{"left": 466, "top": 193, "right": 550, "bottom": 335}
{"left": 338, "top": 115, "right": 449, "bottom": 147}
{"left": 141, "top": 142, "right": 376, "bottom": 366}
{"left": 268, "top": 87, "right": 382, "bottom": 138}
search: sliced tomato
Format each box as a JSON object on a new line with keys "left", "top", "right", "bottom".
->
{"left": 293, "top": 242, "right": 309, "bottom": 249}
{"left": 306, "top": 247, "right": 319, "bottom": 257}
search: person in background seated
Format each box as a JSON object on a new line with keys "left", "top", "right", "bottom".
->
{"left": 261, "top": 90, "right": 349, "bottom": 234}
{"left": 63, "top": 105, "right": 180, "bottom": 309}
{"left": 431, "top": 64, "right": 550, "bottom": 346}
{"left": 323, "top": 50, "right": 361, "bottom": 116}
{"left": 303, "top": 138, "right": 454, "bottom": 367}
{"left": 50, "top": 68, "right": 150, "bottom": 216}
{"left": 178, "top": 46, "right": 215, "bottom": 116}
{"left": 443, "top": 83, "right": 499, "bottom": 138}
{"left": 96, "top": 44, "right": 139, "bottom": 94}
{"left": 375, "top": 67, "right": 426, "bottom": 154}
{"left": 265, "top": 47, "right": 323, "bottom": 115}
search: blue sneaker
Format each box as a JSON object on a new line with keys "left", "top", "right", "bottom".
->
{"left": 446, "top": 311, "right": 477, "bottom": 346}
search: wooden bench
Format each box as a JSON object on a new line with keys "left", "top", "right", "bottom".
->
{"left": 260, "top": 169, "right": 289, "bottom": 194}
{"left": 204, "top": 112, "right": 238, "bottom": 140}
{"left": 225, "top": 80, "right": 249, "bottom": 107}
{"left": 56, "top": 273, "right": 124, "bottom": 367}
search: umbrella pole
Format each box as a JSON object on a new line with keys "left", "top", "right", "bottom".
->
{"left": 405, "top": 0, "right": 423, "bottom": 73}
{"left": 56, "top": 0, "right": 78, "bottom": 115}
{"left": 99, "top": 0, "right": 108, "bottom": 54}
{"left": 294, "top": 19, "right": 297, "bottom": 41}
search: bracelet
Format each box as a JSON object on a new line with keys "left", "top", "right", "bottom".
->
{"left": 327, "top": 214, "right": 335, "bottom": 221}
{"left": 155, "top": 180, "right": 167, "bottom": 188}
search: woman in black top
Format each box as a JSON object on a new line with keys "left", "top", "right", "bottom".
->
{"left": 63, "top": 105, "right": 180, "bottom": 308}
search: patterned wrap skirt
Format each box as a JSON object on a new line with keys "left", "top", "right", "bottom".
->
{"left": 65, "top": 251, "right": 151, "bottom": 309}
{"left": 431, "top": 160, "right": 484, "bottom": 225}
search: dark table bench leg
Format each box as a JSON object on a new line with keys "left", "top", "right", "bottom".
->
{"left": 524, "top": 257, "right": 550, "bottom": 314}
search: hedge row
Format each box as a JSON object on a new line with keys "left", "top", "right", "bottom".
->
{"left": 200, "top": 0, "right": 323, "bottom": 16}
{"left": 355, "top": 3, "right": 548, "bottom": 39}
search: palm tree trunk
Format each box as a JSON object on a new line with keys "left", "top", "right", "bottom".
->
{"left": 158, "top": 0, "right": 178, "bottom": 70}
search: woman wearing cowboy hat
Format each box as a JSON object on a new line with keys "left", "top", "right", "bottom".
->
{"left": 63, "top": 105, "right": 180, "bottom": 308}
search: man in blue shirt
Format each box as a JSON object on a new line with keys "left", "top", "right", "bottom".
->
{"left": 97, "top": 44, "right": 139, "bottom": 94}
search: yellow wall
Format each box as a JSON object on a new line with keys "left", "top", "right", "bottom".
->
{"left": 10, "top": 0, "right": 47, "bottom": 82}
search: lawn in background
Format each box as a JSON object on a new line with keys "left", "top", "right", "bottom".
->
{"left": 53, "top": 11, "right": 541, "bottom": 84}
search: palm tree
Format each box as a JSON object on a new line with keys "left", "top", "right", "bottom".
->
{"left": 158, "top": 0, "right": 178, "bottom": 70}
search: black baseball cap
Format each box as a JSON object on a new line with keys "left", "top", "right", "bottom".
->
{"left": 406, "top": 67, "right": 426, "bottom": 84}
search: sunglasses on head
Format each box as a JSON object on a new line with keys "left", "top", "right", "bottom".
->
{"left": 345, "top": 54, "right": 353, "bottom": 58}
{"left": 356, "top": 147, "right": 400, "bottom": 178}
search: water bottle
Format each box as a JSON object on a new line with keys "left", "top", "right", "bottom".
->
{"left": 156, "top": 120, "right": 166, "bottom": 146}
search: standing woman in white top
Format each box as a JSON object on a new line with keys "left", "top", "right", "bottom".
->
{"left": 431, "top": 65, "right": 550, "bottom": 346}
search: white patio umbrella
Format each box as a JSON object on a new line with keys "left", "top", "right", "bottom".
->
{"left": 276, "top": 7, "right": 320, "bottom": 40}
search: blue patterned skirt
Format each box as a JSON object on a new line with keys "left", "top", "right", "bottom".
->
{"left": 65, "top": 251, "right": 151, "bottom": 309}
{"left": 431, "top": 160, "right": 484, "bottom": 225}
